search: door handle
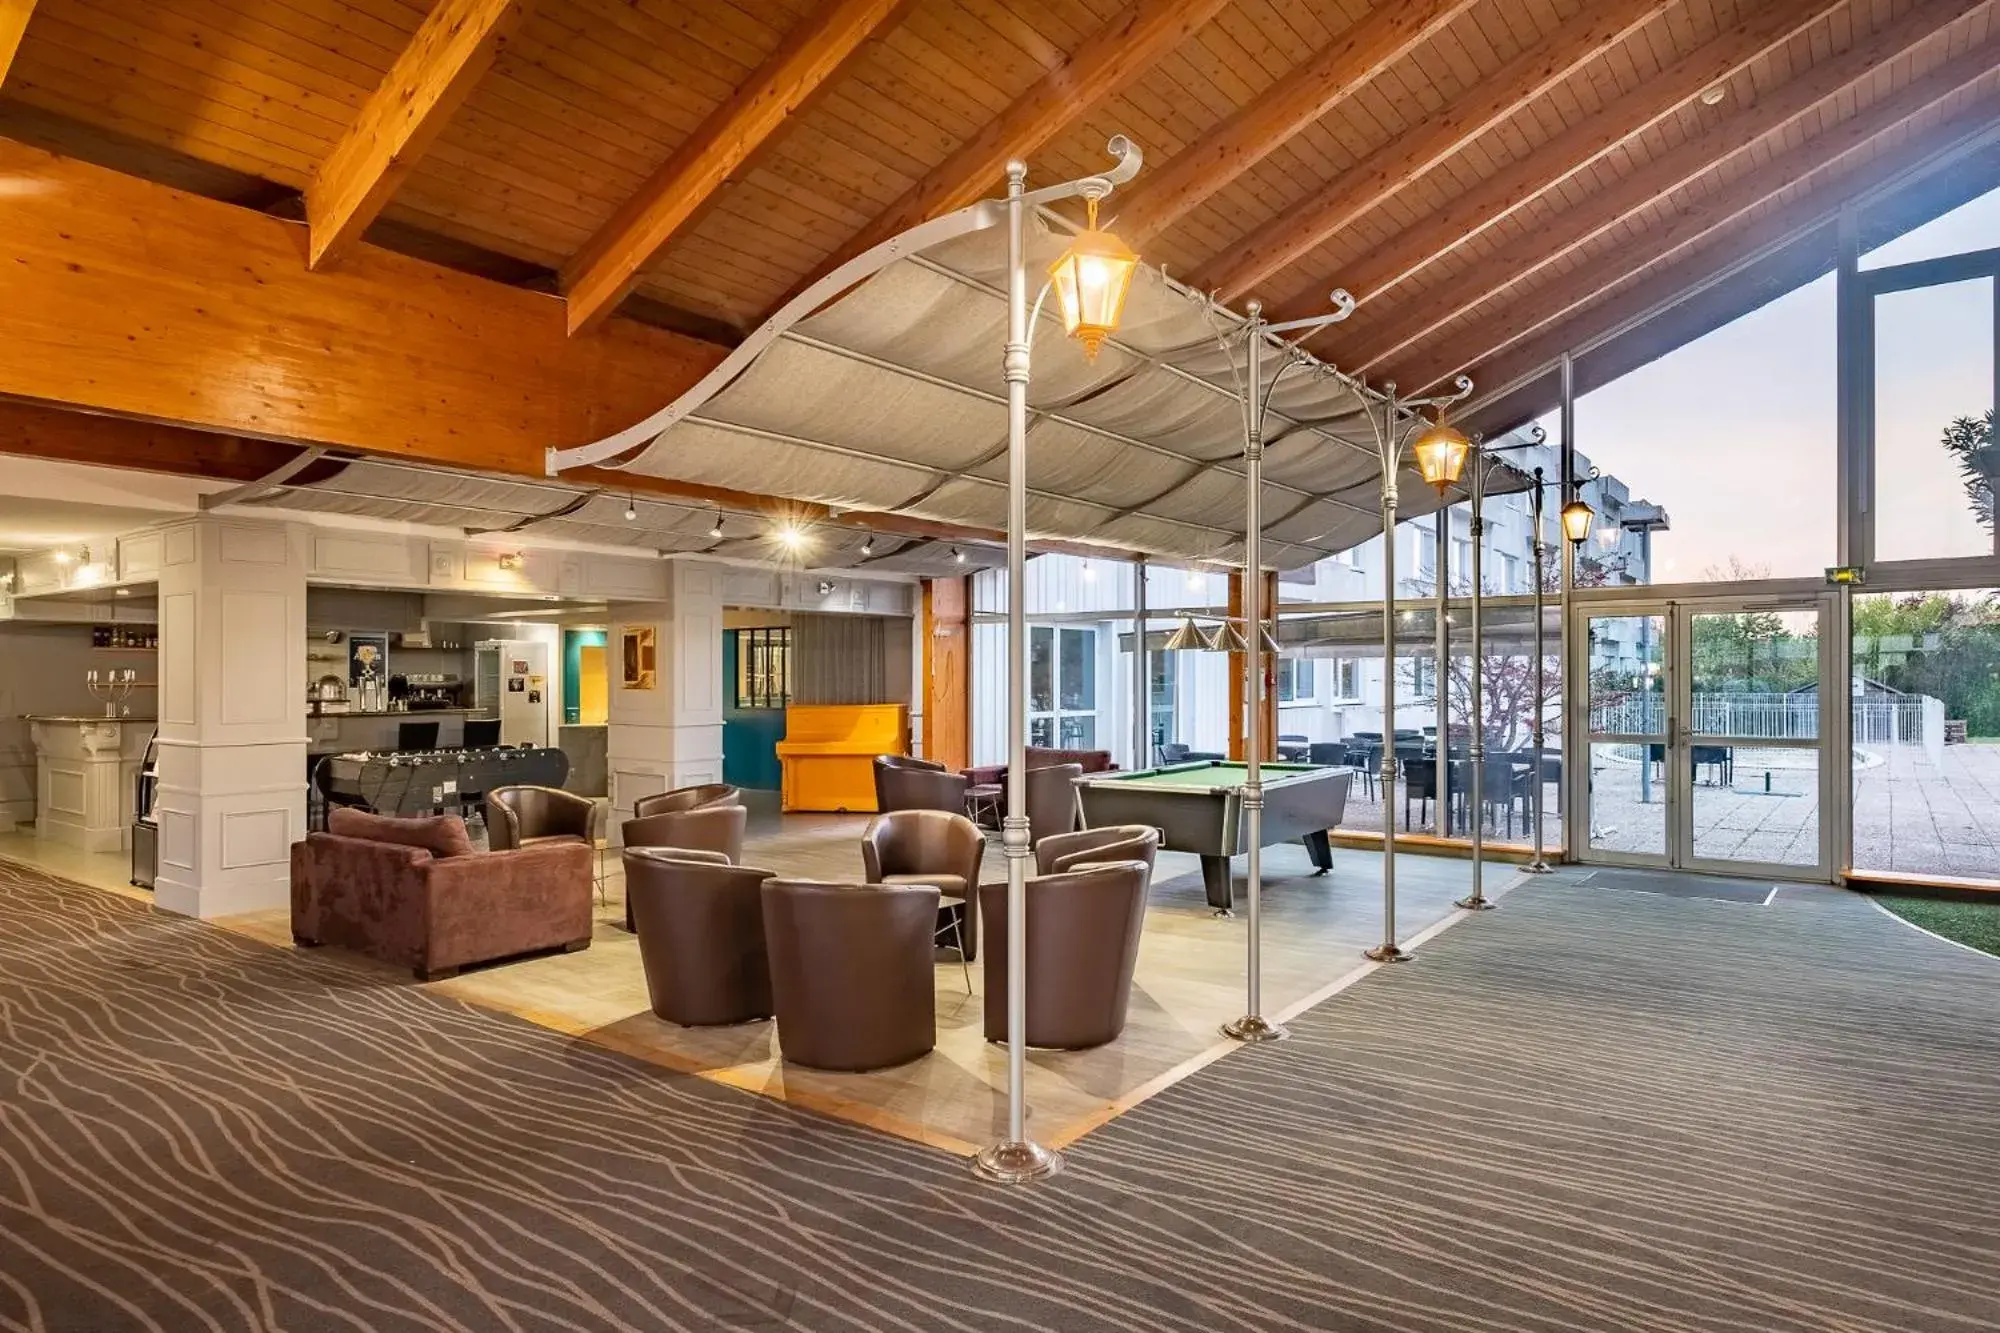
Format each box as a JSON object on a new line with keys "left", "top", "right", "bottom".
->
{"left": 1667, "top": 715, "right": 1679, "bottom": 749}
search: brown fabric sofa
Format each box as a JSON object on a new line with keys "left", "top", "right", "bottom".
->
{"left": 871, "top": 755, "right": 969, "bottom": 814}
{"left": 762, "top": 880, "right": 939, "bottom": 1071}
{"left": 624, "top": 847, "right": 775, "bottom": 1026}
{"left": 979, "top": 860, "right": 1149, "bottom": 1050}
{"left": 292, "top": 808, "right": 593, "bottom": 981}
{"left": 962, "top": 746, "right": 1115, "bottom": 788}
{"left": 861, "top": 809, "right": 984, "bottom": 963}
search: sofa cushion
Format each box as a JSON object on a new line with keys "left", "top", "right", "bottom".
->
{"left": 327, "top": 807, "right": 475, "bottom": 859}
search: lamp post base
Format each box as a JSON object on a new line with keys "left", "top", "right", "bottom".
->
{"left": 1221, "top": 1014, "right": 1290, "bottom": 1043}
{"left": 1363, "top": 943, "right": 1413, "bottom": 963}
{"left": 971, "top": 1140, "right": 1064, "bottom": 1184}
{"left": 1454, "top": 894, "right": 1498, "bottom": 911}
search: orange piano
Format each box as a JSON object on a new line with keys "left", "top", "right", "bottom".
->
{"left": 774, "top": 703, "right": 909, "bottom": 812}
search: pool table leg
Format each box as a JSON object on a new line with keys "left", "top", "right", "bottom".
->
{"left": 1200, "top": 855, "right": 1235, "bottom": 914}
{"left": 1303, "top": 829, "right": 1333, "bottom": 876}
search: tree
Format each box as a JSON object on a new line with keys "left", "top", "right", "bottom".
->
{"left": 1941, "top": 409, "right": 1996, "bottom": 534}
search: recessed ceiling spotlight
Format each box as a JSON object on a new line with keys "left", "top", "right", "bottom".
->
{"left": 776, "top": 522, "right": 807, "bottom": 552}
{"left": 1699, "top": 85, "right": 1726, "bottom": 107}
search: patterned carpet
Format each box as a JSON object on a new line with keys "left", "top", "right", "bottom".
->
{"left": 1, "top": 856, "right": 1997, "bottom": 1332}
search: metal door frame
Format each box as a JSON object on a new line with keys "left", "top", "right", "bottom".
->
{"left": 1572, "top": 593, "right": 1837, "bottom": 881}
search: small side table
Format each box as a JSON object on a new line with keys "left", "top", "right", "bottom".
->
{"left": 965, "top": 782, "right": 1004, "bottom": 829}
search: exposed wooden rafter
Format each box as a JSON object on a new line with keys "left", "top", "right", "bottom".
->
{"left": 0, "top": 0, "right": 34, "bottom": 87}
{"left": 1389, "top": 45, "right": 2000, "bottom": 393}
{"left": 1198, "top": 0, "right": 1672, "bottom": 303}
{"left": 1267, "top": 0, "right": 1848, "bottom": 325}
{"left": 774, "top": 0, "right": 1236, "bottom": 316}
{"left": 1462, "top": 129, "right": 2000, "bottom": 435}
{"left": 1110, "top": 0, "right": 1479, "bottom": 245}
{"left": 560, "top": 0, "right": 906, "bottom": 337}
{"left": 1, "top": 139, "right": 721, "bottom": 472}
{"left": 305, "top": 0, "right": 531, "bottom": 271}
{"left": 1345, "top": 1, "right": 1994, "bottom": 377}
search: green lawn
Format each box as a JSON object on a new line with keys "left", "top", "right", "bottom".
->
{"left": 1875, "top": 894, "right": 2000, "bottom": 958}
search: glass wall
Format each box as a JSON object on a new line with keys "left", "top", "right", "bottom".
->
{"left": 1851, "top": 589, "right": 2000, "bottom": 883}
{"left": 1872, "top": 277, "right": 1994, "bottom": 563}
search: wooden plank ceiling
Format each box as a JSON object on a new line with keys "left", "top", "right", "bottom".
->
{"left": 2, "top": 0, "right": 1998, "bottom": 433}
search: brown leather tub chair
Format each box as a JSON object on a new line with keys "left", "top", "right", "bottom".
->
{"left": 621, "top": 797, "right": 747, "bottom": 932}
{"left": 486, "top": 785, "right": 599, "bottom": 851}
{"left": 979, "top": 860, "right": 1150, "bottom": 1050}
{"left": 861, "top": 809, "right": 984, "bottom": 963}
{"left": 761, "top": 880, "right": 939, "bottom": 1071}
{"left": 292, "top": 808, "right": 593, "bottom": 981}
{"left": 1034, "top": 825, "right": 1160, "bottom": 879}
{"left": 1025, "top": 762, "right": 1084, "bottom": 844}
{"left": 632, "top": 783, "right": 740, "bottom": 820}
{"left": 624, "top": 847, "right": 775, "bottom": 1026}
{"left": 872, "top": 755, "right": 969, "bottom": 814}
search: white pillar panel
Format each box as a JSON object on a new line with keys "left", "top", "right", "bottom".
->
{"left": 152, "top": 517, "right": 308, "bottom": 919}
{"left": 605, "top": 562, "right": 725, "bottom": 843}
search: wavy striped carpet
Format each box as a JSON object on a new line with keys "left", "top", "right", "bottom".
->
{"left": 2, "top": 856, "right": 1998, "bottom": 1332}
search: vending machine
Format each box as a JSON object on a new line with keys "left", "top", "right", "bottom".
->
{"left": 474, "top": 639, "right": 550, "bottom": 747}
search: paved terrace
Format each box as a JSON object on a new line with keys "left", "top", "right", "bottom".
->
{"left": 1331, "top": 743, "right": 2000, "bottom": 880}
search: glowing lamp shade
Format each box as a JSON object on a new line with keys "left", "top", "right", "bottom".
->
{"left": 1411, "top": 420, "right": 1470, "bottom": 493}
{"left": 1560, "top": 497, "right": 1595, "bottom": 545}
{"left": 1048, "top": 200, "right": 1138, "bottom": 362}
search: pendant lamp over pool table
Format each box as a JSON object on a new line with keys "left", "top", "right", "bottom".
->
{"left": 1162, "top": 615, "right": 1207, "bottom": 651}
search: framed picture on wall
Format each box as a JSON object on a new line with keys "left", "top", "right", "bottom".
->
{"left": 621, "top": 625, "right": 657, "bottom": 691}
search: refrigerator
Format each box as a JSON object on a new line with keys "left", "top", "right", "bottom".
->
{"left": 475, "top": 639, "right": 551, "bottom": 747}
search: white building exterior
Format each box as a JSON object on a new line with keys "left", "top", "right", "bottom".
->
{"left": 971, "top": 439, "right": 1664, "bottom": 767}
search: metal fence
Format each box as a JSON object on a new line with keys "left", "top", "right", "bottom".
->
{"left": 1590, "top": 692, "right": 1941, "bottom": 758}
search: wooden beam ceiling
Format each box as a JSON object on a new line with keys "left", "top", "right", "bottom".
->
{"left": 1390, "top": 49, "right": 2000, "bottom": 394}
{"left": 1109, "top": 0, "right": 1479, "bottom": 246}
{"left": 1267, "top": 0, "right": 1848, "bottom": 325}
{"left": 1463, "top": 132, "right": 2000, "bottom": 437}
{"left": 0, "top": 138, "right": 720, "bottom": 473}
{"left": 778, "top": 0, "right": 1236, "bottom": 314}
{"left": 1344, "top": 0, "right": 1993, "bottom": 378}
{"left": 305, "top": 0, "right": 532, "bottom": 272}
{"left": 1197, "top": 0, "right": 1672, "bottom": 304}
{"left": 559, "top": 0, "right": 906, "bottom": 337}
{"left": 0, "top": 0, "right": 33, "bottom": 88}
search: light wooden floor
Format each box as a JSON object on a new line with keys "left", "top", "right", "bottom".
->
{"left": 1, "top": 815, "right": 1515, "bottom": 1155}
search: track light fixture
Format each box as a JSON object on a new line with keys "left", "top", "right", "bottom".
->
{"left": 710, "top": 513, "right": 725, "bottom": 539}
{"left": 624, "top": 495, "right": 637, "bottom": 521}
{"left": 952, "top": 546, "right": 966, "bottom": 563}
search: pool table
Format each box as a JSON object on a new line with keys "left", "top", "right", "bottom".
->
{"left": 1072, "top": 761, "right": 1354, "bottom": 912}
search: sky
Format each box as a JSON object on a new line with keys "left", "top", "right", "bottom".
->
{"left": 1537, "top": 185, "right": 1999, "bottom": 584}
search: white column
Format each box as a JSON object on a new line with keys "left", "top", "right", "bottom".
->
{"left": 605, "top": 560, "right": 724, "bottom": 842}
{"left": 152, "top": 516, "right": 308, "bottom": 919}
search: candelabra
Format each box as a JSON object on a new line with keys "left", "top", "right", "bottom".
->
{"left": 86, "top": 668, "right": 137, "bottom": 718}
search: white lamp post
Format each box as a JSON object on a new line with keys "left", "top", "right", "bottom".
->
{"left": 974, "top": 141, "right": 1142, "bottom": 1186}
{"left": 1216, "top": 296, "right": 1354, "bottom": 1044}
{"left": 1361, "top": 376, "right": 1473, "bottom": 963}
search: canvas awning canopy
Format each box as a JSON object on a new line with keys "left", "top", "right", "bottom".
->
{"left": 237, "top": 457, "right": 1005, "bottom": 576}
{"left": 579, "top": 219, "right": 1533, "bottom": 572}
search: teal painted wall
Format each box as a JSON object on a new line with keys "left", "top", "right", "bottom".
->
{"left": 562, "top": 629, "right": 605, "bottom": 724}
{"left": 722, "top": 630, "right": 785, "bottom": 791}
